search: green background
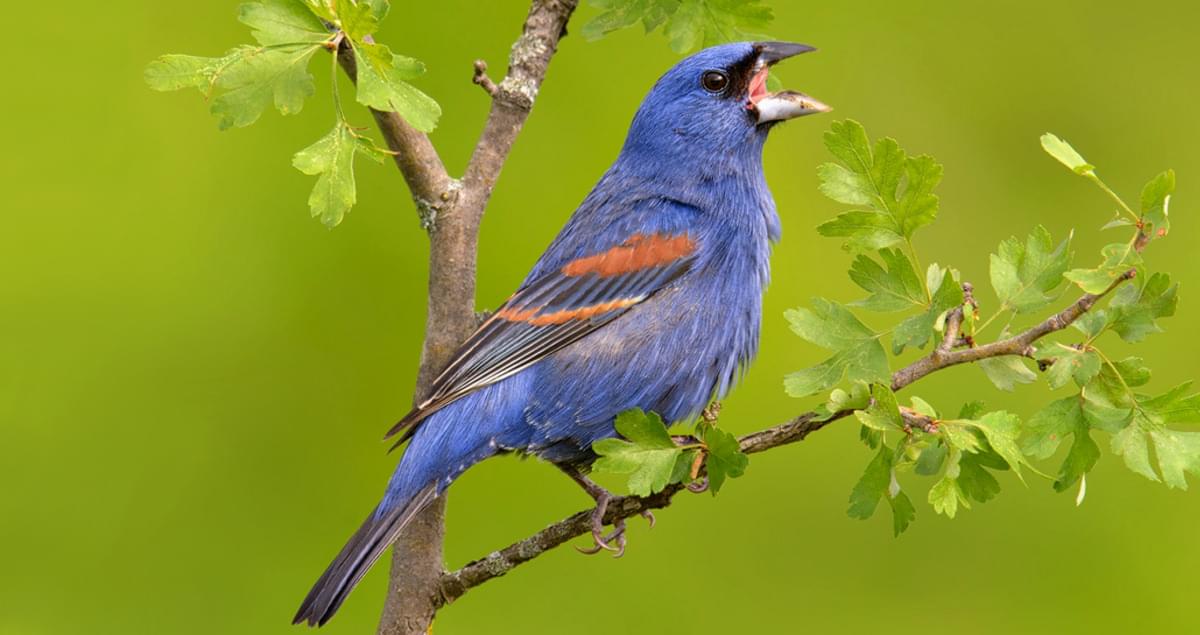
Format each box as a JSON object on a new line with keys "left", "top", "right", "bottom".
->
{"left": 5, "top": 1, "right": 1198, "bottom": 633}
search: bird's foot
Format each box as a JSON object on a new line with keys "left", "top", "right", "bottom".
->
{"left": 576, "top": 493, "right": 626, "bottom": 556}
{"left": 558, "top": 465, "right": 653, "bottom": 558}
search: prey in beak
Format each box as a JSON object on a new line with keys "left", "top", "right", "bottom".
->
{"left": 746, "top": 41, "right": 831, "bottom": 124}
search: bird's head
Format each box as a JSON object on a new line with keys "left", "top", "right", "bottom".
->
{"left": 620, "top": 41, "right": 829, "bottom": 165}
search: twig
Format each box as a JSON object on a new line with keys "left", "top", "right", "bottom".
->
{"left": 437, "top": 270, "right": 1136, "bottom": 604}
{"left": 472, "top": 60, "right": 499, "bottom": 96}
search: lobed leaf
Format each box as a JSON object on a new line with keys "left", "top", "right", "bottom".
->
{"left": 817, "top": 120, "right": 943, "bottom": 253}
{"left": 702, "top": 425, "right": 749, "bottom": 494}
{"left": 292, "top": 123, "right": 388, "bottom": 226}
{"left": 591, "top": 409, "right": 684, "bottom": 496}
{"left": 583, "top": 0, "right": 773, "bottom": 53}
{"left": 240, "top": 0, "right": 330, "bottom": 46}
{"left": 1140, "top": 170, "right": 1175, "bottom": 239}
{"left": 351, "top": 40, "right": 441, "bottom": 132}
{"left": 847, "top": 445, "right": 891, "bottom": 519}
{"left": 891, "top": 265, "right": 963, "bottom": 354}
{"left": 988, "top": 225, "right": 1072, "bottom": 314}
{"left": 1064, "top": 243, "right": 1142, "bottom": 294}
{"left": 1105, "top": 272, "right": 1177, "bottom": 342}
{"left": 1040, "top": 344, "right": 1101, "bottom": 390}
{"left": 783, "top": 299, "right": 889, "bottom": 397}
{"left": 979, "top": 355, "right": 1036, "bottom": 392}
{"left": 848, "top": 248, "right": 925, "bottom": 312}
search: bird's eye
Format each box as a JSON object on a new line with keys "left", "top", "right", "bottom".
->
{"left": 700, "top": 70, "right": 729, "bottom": 93}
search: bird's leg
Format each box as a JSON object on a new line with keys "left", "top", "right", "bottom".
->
{"left": 557, "top": 465, "right": 654, "bottom": 557}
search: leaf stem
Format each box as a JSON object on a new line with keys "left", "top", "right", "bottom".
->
{"left": 328, "top": 32, "right": 347, "bottom": 124}
{"left": 1087, "top": 174, "right": 1140, "bottom": 222}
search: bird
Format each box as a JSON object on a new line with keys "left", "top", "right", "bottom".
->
{"left": 293, "top": 40, "right": 830, "bottom": 627}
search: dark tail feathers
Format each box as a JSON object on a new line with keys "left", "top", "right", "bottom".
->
{"left": 292, "top": 484, "right": 438, "bottom": 627}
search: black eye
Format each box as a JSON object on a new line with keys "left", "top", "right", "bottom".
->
{"left": 700, "top": 70, "right": 729, "bottom": 93}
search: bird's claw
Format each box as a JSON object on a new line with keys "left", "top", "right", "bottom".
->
{"left": 576, "top": 494, "right": 628, "bottom": 557}
{"left": 559, "top": 465, "right": 653, "bottom": 558}
{"left": 687, "top": 477, "right": 709, "bottom": 493}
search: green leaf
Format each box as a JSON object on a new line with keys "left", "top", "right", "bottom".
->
{"left": 240, "top": 0, "right": 330, "bottom": 46}
{"left": 1111, "top": 423, "right": 1159, "bottom": 483}
{"left": 664, "top": 0, "right": 774, "bottom": 53}
{"left": 334, "top": 0, "right": 387, "bottom": 40}
{"left": 848, "top": 445, "right": 892, "bottom": 520}
{"left": 886, "top": 489, "right": 916, "bottom": 536}
{"left": 147, "top": 44, "right": 323, "bottom": 129}
{"left": 824, "top": 381, "right": 872, "bottom": 415}
{"left": 967, "top": 411, "right": 1025, "bottom": 478}
{"left": 1105, "top": 272, "right": 1177, "bottom": 342}
{"left": 1110, "top": 385, "right": 1200, "bottom": 489}
{"left": 1041, "top": 344, "right": 1101, "bottom": 390}
{"left": 145, "top": 0, "right": 334, "bottom": 129}
{"left": 988, "top": 225, "right": 1072, "bottom": 314}
{"left": 144, "top": 50, "right": 247, "bottom": 93}
{"left": 958, "top": 401, "right": 987, "bottom": 420}
{"left": 220, "top": 45, "right": 321, "bottom": 127}
{"left": 938, "top": 421, "right": 981, "bottom": 455}
{"left": 909, "top": 396, "right": 938, "bottom": 419}
{"left": 854, "top": 384, "right": 903, "bottom": 432}
{"left": 817, "top": 120, "right": 942, "bottom": 252}
{"left": 292, "top": 123, "right": 387, "bottom": 226}
{"left": 591, "top": 409, "right": 683, "bottom": 496}
{"left": 1140, "top": 169, "right": 1175, "bottom": 239}
{"left": 702, "top": 425, "right": 748, "bottom": 494}
{"left": 1055, "top": 427, "right": 1100, "bottom": 493}
{"left": 1087, "top": 356, "right": 1152, "bottom": 410}
{"left": 848, "top": 248, "right": 925, "bottom": 311}
{"left": 1072, "top": 312, "right": 1108, "bottom": 339}
{"left": 1023, "top": 397, "right": 1080, "bottom": 459}
{"left": 582, "top": 0, "right": 677, "bottom": 40}
{"left": 783, "top": 299, "right": 889, "bottom": 397}
{"left": 351, "top": 41, "right": 441, "bottom": 132}
{"left": 1064, "top": 243, "right": 1140, "bottom": 294}
{"left": 914, "top": 443, "right": 947, "bottom": 475}
{"left": 928, "top": 475, "right": 966, "bottom": 518}
{"left": 979, "top": 356, "right": 1036, "bottom": 392}
{"left": 957, "top": 454, "right": 1001, "bottom": 504}
{"left": 891, "top": 265, "right": 963, "bottom": 354}
{"left": 859, "top": 425, "right": 882, "bottom": 449}
{"left": 1040, "top": 133, "right": 1095, "bottom": 176}
{"left": 1150, "top": 429, "right": 1200, "bottom": 490}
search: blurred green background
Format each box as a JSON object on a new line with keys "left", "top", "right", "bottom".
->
{"left": 4, "top": 1, "right": 1199, "bottom": 633}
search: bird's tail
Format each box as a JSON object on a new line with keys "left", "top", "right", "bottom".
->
{"left": 292, "top": 483, "right": 438, "bottom": 627}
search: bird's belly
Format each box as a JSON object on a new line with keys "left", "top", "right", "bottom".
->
{"left": 520, "top": 280, "right": 760, "bottom": 463}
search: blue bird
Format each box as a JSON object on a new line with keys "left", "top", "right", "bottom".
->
{"left": 294, "top": 41, "right": 829, "bottom": 626}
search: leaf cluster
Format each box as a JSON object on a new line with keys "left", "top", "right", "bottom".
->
{"left": 582, "top": 0, "right": 773, "bottom": 53}
{"left": 787, "top": 122, "right": 1190, "bottom": 534}
{"left": 591, "top": 409, "right": 749, "bottom": 497}
{"left": 146, "top": 0, "right": 439, "bottom": 226}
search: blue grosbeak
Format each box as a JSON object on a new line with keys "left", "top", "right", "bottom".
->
{"left": 295, "top": 41, "right": 829, "bottom": 626}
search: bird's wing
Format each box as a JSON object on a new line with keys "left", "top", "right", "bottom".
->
{"left": 386, "top": 230, "right": 698, "bottom": 444}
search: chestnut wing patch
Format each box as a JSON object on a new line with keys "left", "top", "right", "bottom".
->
{"left": 385, "top": 232, "right": 697, "bottom": 443}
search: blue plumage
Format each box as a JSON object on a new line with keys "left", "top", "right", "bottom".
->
{"left": 295, "top": 41, "right": 829, "bottom": 626}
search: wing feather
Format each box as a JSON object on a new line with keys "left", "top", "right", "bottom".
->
{"left": 385, "top": 232, "right": 698, "bottom": 443}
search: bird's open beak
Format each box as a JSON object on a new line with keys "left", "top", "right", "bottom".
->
{"left": 748, "top": 41, "right": 831, "bottom": 124}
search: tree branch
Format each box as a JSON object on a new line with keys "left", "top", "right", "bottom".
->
{"left": 458, "top": 0, "right": 579, "bottom": 218}
{"left": 437, "top": 271, "right": 1137, "bottom": 605}
{"left": 334, "top": 2, "right": 579, "bottom": 633}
